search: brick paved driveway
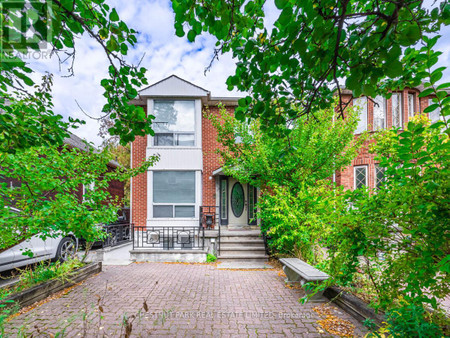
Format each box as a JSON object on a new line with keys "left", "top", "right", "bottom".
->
{"left": 6, "top": 263, "right": 366, "bottom": 337}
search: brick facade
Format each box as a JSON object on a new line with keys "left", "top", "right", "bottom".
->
{"left": 337, "top": 88, "right": 433, "bottom": 190}
{"left": 201, "top": 105, "right": 235, "bottom": 206}
{"left": 131, "top": 135, "right": 148, "bottom": 226}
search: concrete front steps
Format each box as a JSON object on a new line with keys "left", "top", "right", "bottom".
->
{"left": 218, "top": 230, "right": 269, "bottom": 262}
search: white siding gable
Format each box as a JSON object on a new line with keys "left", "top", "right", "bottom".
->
{"left": 140, "top": 75, "right": 210, "bottom": 98}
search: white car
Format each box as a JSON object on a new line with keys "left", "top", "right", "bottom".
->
{"left": 0, "top": 234, "right": 78, "bottom": 273}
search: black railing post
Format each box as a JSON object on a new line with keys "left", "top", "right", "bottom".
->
{"left": 132, "top": 224, "right": 135, "bottom": 250}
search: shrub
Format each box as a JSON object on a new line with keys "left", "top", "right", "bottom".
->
{"left": 206, "top": 254, "right": 217, "bottom": 263}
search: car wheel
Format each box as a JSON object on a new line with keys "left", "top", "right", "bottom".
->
{"left": 56, "top": 237, "right": 76, "bottom": 262}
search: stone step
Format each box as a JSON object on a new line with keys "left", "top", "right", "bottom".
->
{"left": 220, "top": 230, "right": 262, "bottom": 237}
{"left": 220, "top": 236, "right": 264, "bottom": 242}
{"left": 219, "top": 239, "right": 265, "bottom": 247}
{"left": 219, "top": 248, "right": 267, "bottom": 255}
{"left": 220, "top": 245, "right": 266, "bottom": 251}
{"left": 218, "top": 254, "right": 269, "bottom": 262}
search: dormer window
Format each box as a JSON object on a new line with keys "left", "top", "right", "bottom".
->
{"left": 153, "top": 100, "right": 195, "bottom": 146}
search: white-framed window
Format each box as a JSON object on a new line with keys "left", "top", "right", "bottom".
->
{"left": 82, "top": 182, "right": 95, "bottom": 201}
{"left": 354, "top": 96, "right": 367, "bottom": 134}
{"left": 375, "top": 165, "right": 386, "bottom": 189}
{"left": 153, "top": 100, "right": 195, "bottom": 146}
{"left": 428, "top": 98, "right": 442, "bottom": 123}
{"left": 153, "top": 171, "right": 195, "bottom": 218}
{"left": 354, "top": 166, "right": 367, "bottom": 189}
{"left": 408, "top": 93, "right": 415, "bottom": 118}
{"left": 373, "top": 96, "right": 386, "bottom": 130}
{"left": 392, "top": 93, "right": 403, "bottom": 128}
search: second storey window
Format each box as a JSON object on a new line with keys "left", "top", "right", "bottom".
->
{"left": 408, "top": 93, "right": 415, "bottom": 118}
{"left": 373, "top": 96, "right": 386, "bottom": 130}
{"left": 392, "top": 93, "right": 403, "bottom": 128}
{"left": 153, "top": 171, "right": 196, "bottom": 218}
{"left": 354, "top": 166, "right": 367, "bottom": 189}
{"left": 153, "top": 100, "right": 195, "bottom": 146}
{"left": 354, "top": 96, "right": 367, "bottom": 134}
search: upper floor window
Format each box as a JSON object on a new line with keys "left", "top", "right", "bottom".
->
{"left": 153, "top": 100, "right": 195, "bottom": 146}
{"left": 428, "top": 98, "right": 442, "bottom": 123}
{"left": 353, "top": 96, "right": 367, "bottom": 134}
{"left": 392, "top": 93, "right": 403, "bottom": 128}
{"left": 408, "top": 93, "right": 415, "bottom": 118}
{"left": 373, "top": 96, "right": 386, "bottom": 130}
{"left": 354, "top": 166, "right": 367, "bottom": 189}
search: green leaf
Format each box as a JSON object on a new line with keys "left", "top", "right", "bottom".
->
{"left": 187, "top": 29, "right": 196, "bottom": 42}
{"left": 235, "top": 109, "right": 245, "bottom": 121}
{"left": 275, "top": 0, "right": 288, "bottom": 10}
{"left": 424, "top": 103, "right": 439, "bottom": 113}
{"left": 110, "top": 9, "right": 120, "bottom": 22}
{"left": 385, "top": 60, "right": 403, "bottom": 78}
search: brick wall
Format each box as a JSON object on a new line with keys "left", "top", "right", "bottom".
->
{"left": 338, "top": 88, "right": 431, "bottom": 190}
{"left": 131, "top": 107, "right": 148, "bottom": 226}
{"left": 201, "top": 105, "right": 235, "bottom": 206}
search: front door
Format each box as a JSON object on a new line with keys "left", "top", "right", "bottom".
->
{"left": 229, "top": 178, "right": 246, "bottom": 226}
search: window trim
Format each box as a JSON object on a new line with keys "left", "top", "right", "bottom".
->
{"left": 354, "top": 165, "right": 368, "bottom": 189}
{"left": 152, "top": 99, "right": 197, "bottom": 147}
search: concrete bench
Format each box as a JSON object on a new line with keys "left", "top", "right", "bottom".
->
{"left": 279, "top": 258, "right": 330, "bottom": 299}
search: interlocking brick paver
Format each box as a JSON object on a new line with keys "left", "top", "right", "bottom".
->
{"left": 5, "top": 263, "right": 367, "bottom": 336}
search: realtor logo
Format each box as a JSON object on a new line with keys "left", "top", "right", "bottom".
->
{"left": 0, "top": 0, "right": 52, "bottom": 60}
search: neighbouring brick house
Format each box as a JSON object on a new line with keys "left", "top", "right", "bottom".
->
{"left": 63, "top": 133, "right": 125, "bottom": 205}
{"left": 336, "top": 86, "right": 445, "bottom": 190}
{"left": 1, "top": 132, "right": 125, "bottom": 207}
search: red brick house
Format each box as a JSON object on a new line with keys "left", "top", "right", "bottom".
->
{"left": 130, "top": 75, "right": 256, "bottom": 231}
{"left": 63, "top": 133, "right": 125, "bottom": 205}
{"left": 336, "top": 86, "right": 445, "bottom": 190}
{"left": 1, "top": 132, "right": 125, "bottom": 207}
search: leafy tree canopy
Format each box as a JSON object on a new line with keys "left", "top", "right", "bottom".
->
{"left": 173, "top": 0, "right": 450, "bottom": 129}
{"left": 208, "top": 103, "right": 366, "bottom": 261}
{"left": 0, "top": 0, "right": 153, "bottom": 153}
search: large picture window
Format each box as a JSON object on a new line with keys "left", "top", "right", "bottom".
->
{"left": 153, "top": 171, "right": 195, "bottom": 218}
{"left": 354, "top": 96, "right": 367, "bottom": 134}
{"left": 153, "top": 100, "right": 195, "bottom": 146}
{"left": 392, "top": 93, "right": 403, "bottom": 128}
{"left": 373, "top": 96, "right": 386, "bottom": 130}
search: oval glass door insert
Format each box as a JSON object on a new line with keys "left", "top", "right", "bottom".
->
{"left": 231, "top": 183, "right": 245, "bottom": 217}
